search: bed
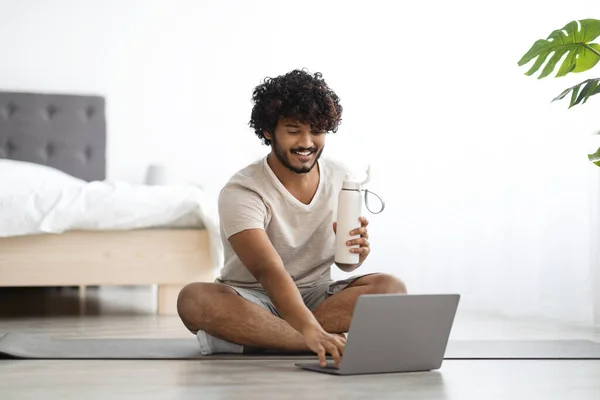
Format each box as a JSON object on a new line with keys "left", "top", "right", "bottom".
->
{"left": 0, "top": 91, "right": 220, "bottom": 314}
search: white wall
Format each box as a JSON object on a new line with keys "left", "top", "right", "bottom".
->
{"left": 1, "top": 0, "right": 599, "bottom": 325}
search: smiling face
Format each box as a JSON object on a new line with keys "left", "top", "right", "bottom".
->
{"left": 264, "top": 119, "right": 325, "bottom": 174}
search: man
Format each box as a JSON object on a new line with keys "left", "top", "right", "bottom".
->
{"left": 177, "top": 69, "right": 406, "bottom": 367}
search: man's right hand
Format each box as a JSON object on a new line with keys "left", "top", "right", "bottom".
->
{"left": 227, "top": 228, "right": 346, "bottom": 366}
{"left": 302, "top": 324, "right": 346, "bottom": 367}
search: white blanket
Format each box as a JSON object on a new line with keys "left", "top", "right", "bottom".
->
{"left": 0, "top": 160, "right": 224, "bottom": 267}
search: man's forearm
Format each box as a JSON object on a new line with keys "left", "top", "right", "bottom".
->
{"left": 258, "top": 267, "right": 321, "bottom": 334}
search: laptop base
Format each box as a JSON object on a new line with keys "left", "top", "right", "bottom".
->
{"left": 295, "top": 362, "right": 343, "bottom": 375}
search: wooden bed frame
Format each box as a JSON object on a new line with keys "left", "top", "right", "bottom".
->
{"left": 0, "top": 92, "right": 217, "bottom": 315}
{"left": 0, "top": 229, "right": 215, "bottom": 315}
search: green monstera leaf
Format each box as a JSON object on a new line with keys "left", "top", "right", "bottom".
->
{"left": 552, "top": 77, "right": 600, "bottom": 107}
{"left": 589, "top": 146, "right": 600, "bottom": 167}
{"left": 518, "top": 19, "right": 600, "bottom": 79}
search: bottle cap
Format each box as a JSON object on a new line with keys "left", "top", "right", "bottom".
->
{"left": 342, "top": 165, "right": 371, "bottom": 190}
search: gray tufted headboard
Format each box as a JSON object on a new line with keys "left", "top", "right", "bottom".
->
{"left": 0, "top": 91, "right": 106, "bottom": 181}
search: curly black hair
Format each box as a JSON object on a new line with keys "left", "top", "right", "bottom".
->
{"left": 249, "top": 69, "right": 343, "bottom": 146}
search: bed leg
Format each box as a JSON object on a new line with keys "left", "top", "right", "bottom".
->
{"left": 157, "top": 285, "right": 184, "bottom": 315}
{"left": 78, "top": 285, "right": 86, "bottom": 314}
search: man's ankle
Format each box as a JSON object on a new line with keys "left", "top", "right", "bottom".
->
{"left": 196, "top": 330, "right": 244, "bottom": 355}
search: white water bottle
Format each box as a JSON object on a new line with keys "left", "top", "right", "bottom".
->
{"left": 334, "top": 167, "right": 373, "bottom": 265}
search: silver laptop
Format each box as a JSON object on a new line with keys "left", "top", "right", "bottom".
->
{"left": 295, "top": 293, "right": 460, "bottom": 375}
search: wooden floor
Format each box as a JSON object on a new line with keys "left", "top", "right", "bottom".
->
{"left": 1, "top": 286, "right": 600, "bottom": 399}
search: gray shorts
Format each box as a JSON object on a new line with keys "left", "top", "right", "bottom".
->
{"left": 221, "top": 275, "right": 368, "bottom": 317}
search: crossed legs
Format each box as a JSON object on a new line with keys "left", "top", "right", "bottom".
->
{"left": 177, "top": 273, "right": 407, "bottom": 352}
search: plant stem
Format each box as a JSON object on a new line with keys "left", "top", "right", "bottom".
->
{"left": 585, "top": 44, "right": 600, "bottom": 58}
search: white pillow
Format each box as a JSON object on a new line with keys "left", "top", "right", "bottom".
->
{"left": 0, "top": 159, "right": 84, "bottom": 194}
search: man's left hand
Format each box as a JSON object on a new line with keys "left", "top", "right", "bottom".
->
{"left": 333, "top": 216, "right": 371, "bottom": 265}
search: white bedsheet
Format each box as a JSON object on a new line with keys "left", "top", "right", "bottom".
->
{"left": 0, "top": 177, "right": 224, "bottom": 268}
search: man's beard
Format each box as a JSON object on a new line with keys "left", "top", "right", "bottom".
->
{"left": 272, "top": 135, "right": 323, "bottom": 174}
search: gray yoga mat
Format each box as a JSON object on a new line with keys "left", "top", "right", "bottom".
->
{"left": 1, "top": 333, "right": 600, "bottom": 360}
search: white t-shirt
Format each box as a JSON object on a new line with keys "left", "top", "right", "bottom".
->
{"left": 216, "top": 156, "right": 349, "bottom": 288}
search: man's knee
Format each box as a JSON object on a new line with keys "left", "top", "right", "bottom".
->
{"left": 363, "top": 273, "right": 407, "bottom": 294}
{"left": 177, "top": 282, "right": 235, "bottom": 333}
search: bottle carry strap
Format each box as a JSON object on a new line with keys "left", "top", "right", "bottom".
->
{"left": 363, "top": 189, "right": 385, "bottom": 214}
